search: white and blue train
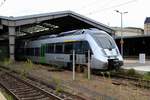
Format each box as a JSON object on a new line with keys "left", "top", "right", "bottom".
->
{"left": 16, "top": 28, "right": 123, "bottom": 70}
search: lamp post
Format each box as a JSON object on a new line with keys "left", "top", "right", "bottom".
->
{"left": 115, "top": 10, "right": 128, "bottom": 57}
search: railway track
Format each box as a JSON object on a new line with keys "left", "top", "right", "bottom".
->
{"left": 93, "top": 71, "right": 150, "bottom": 89}
{"left": 40, "top": 65, "right": 150, "bottom": 89}
{"left": 0, "top": 71, "right": 64, "bottom": 100}
{"left": 111, "top": 74, "right": 150, "bottom": 88}
{"left": 0, "top": 66, "right": 86, "bottom": 100}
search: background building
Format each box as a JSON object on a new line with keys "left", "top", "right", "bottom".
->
{"left": 112, "top": 27, "right": 144, "bottom": 37}
{"left": 144, "top": 17, "right": 150, "bottom": 35}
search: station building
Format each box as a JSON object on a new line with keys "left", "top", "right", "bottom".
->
{"left": 0, "top": 11, "right": 114, "bottom": 61}
{"left": 115, "top": 35, "right": 150, "bottom": 58}
{"left": 114, "top": 17, "right": 150, "bottom": 58}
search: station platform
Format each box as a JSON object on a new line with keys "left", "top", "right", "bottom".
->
{"left": 0, "top": 92, "right": 6, "bottom": 100}
{"left": 122, "top": 59, "right": 150, "bottom": 73}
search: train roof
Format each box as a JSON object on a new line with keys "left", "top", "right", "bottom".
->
{"left": 37, "top": 28, "right": 108, "bottom": 40}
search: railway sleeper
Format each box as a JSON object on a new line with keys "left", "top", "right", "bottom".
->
{"left": 9, "top": 86, "right": 31, "bottom": 90}
{"left": 13, "top": 90, "right": 38, "bottom": 95}
{"left": 20, "top": 94, "right": 47, "bottom": 100}
{"left": 15, "top": 91, "right": 40, "bottom": 96}
{"left": 9, "top": 85, "right": 26, "bottom": 88}
{"left": 18, "top": 92, "right": 43, "bottom": 98}
{"left": 37, "top": 97, "right": 52, "bottom": 100}
{"left": 0, "top": 82, "right": 27, "bottom": 90}
{"left": 12, "top": 89, "right": 36, "bottom": 94}
{"left": 16, "top": 87, "right": 35, "bottom": 91}
{"left": 13, "top": 83, "right": 29, "bottom": 87}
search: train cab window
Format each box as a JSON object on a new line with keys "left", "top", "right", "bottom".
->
{"left": 93, "top": 35, "right": 115, "bottom": 49}
{"left": 55, "top": 43, "right": 63, "bottom": 53}
{"left": 64, "top": 43, "right": 73, "bottom": 54}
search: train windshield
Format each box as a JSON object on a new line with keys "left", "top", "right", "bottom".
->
{"left": 93, "top": 35, "right": 116, "bottom": 49}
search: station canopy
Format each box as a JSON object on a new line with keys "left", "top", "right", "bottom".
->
{"left": 0, "top": 11, "right": 114, "bottom": 40}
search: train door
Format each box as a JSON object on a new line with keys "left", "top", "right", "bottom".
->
{"left": 74, "top": 41, "right": 92, "bottom": 64}
{"left": 40, "top": 44, "right": 46, "bottom": 63}
{"left": 82, "top": 41, "right": 92, "bottom": 63}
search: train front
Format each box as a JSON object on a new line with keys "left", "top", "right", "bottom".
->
{"left": 88, "top": 31, "right": 123, "bottom": 70}
{"left": 101, "top": 36, "right": 123, "bottom": 70}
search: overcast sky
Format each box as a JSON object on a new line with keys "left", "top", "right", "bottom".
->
{"left": 0, "top": 0, "right": 149, "bottom": 28}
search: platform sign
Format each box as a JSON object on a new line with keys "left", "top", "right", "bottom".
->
{"left": 139, "top": 53, "right": 145, "bottom": 64}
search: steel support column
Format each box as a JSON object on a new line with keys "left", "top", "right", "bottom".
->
{"left": 8, "top": 26, "right": 16, "bottom": 61}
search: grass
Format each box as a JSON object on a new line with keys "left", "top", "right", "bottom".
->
{"left": 112, "top": 68, "right": 143, "bottom": 78}
{"left": 24, "top": 59, "right": 33, "bottom": 69}
{"left": 116, "top": 69, "right": 150, "bottom": 81}
{"left": 125, "top": 68, "right": 143, "bottom": 78}
{"left": 52, "top": 77, "right": 64, "bottom": 94}
{"left": 19, "top": 59, "right": 34, "bottom": 78}
{"left": 143, "top": 72, "right": 150, "bottom": 80}
{"left": 0, "top": 58, "right": 34, "bottom": 79}
{"left": 1, "top": 89, "right": 14, "bottom": 100}
{"left": 2, "top": 58, "right": 13, "bottom": 66}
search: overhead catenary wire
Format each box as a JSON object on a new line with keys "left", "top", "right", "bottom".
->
{"left": 72, "top": 0, "right": 100, "bottom": 11}
{"left": 86, "top": 0, "right": 137, "bottom": 15}
{"left": 82, "top": 0, "right": 117, "bottom": 13}
{"left": 74, "top": 0, "right": 113, "bottom": 11}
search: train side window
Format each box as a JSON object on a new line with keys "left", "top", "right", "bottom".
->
{"left": 29, "top": 48, "right": 32, "bottom": 56}
{"left": 35, "top": 48, "right": 40, "bottom": 56}
{"left": 64, "top": 43, "right": 73, "bottom": 54}
{"left": 25, "top": 48, "right": 27, "bottom": 55}
{"left": 31, "top": 48, "right": 33, "bottom": 56}
{"left": 55, "top": 43, "right": 63, "bottom": 53}
{"left": 47, "top": 44, "right": 54, "bottom": 53}
{"left": 26, "top": 48, "right": 30, "bottom": 56}
{"left": 29, "top": 48, "right": 34, "bottom": 56}
{"left": 45, "top": 44, "right": 48, "bottom": 53}
{"left": 33, "top": 48, "right": 35, "bottom": 56}
{"left": 27, "top": 48, "right": 31, "bottom": 56}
